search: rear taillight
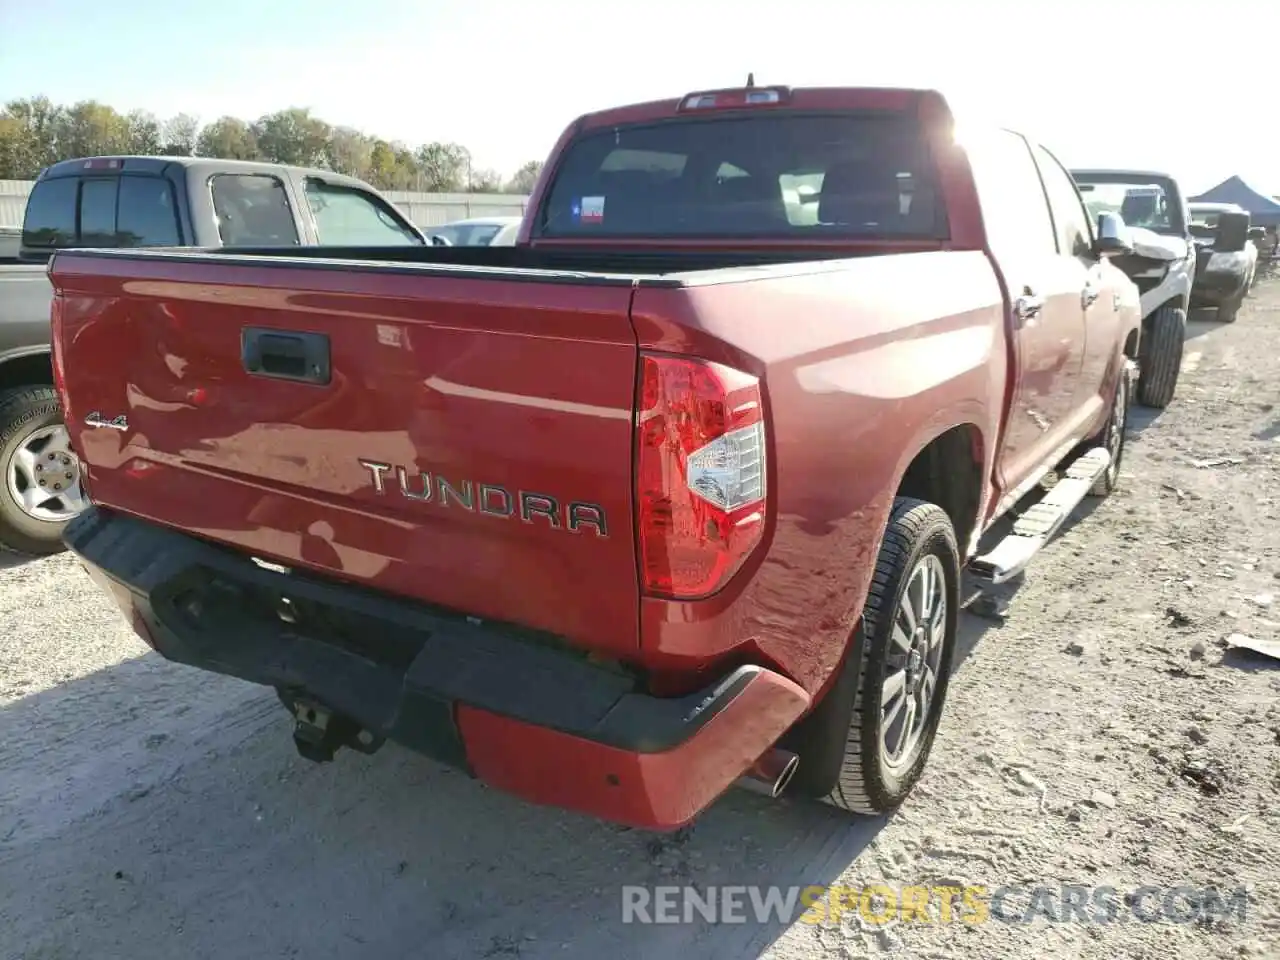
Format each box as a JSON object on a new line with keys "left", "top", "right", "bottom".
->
{"left": 50, "top": 295, "right": 69, "bottom": 409}
{"left": 636, "top": 354, "right": 768, "bottom": 600}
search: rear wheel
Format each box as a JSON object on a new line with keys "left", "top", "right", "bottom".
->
{"left": 784, "top": 498, "right": 959, "bottom": 814}
{"left": 1135, "top": 305, "right": 1184, "bottom": 409}
{"left": 0, "top": 386, "right": 87, "bottom": 556}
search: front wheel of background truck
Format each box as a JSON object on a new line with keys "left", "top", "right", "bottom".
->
{"left": 1217, "top": 294, "right": 1241, "bottom": 323}
{"left": 0, "top": 386, "right": 86, "bottom": 556}
{"left": 782, "top": 498, "right": 960, "bottom": 815}
{"left": 1135, "top": 305, "right": 1184, "bottom": 410}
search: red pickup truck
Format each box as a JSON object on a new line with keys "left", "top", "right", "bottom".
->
{"left": 51, "top": 85, "right": 1142, "bottom": 831}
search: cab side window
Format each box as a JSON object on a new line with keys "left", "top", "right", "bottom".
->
{"left": 304, "top": 180, "right": 422, "bottom": 246}
{"left": 210, "top": 174, "right": 300, "bottom": 246}
{"left": 1032, "top": 145, "right": 1094, "bottom": 258}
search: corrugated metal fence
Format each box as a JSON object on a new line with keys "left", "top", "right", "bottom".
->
{"left": 0, "top": 179, "right": 529, "bottom": 230}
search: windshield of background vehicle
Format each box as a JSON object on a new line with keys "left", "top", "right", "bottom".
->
{"left": 1074, "top": 178, "right": 1180, "bottom": 234}
{"left": 536, "top": 111, "right": 948, "bottom": 239}
{"left": 427, "top": 222, "right": 503, "bottom": 246}
{"left": 1189, "top": 206, "right": 1225, "bottom": 229}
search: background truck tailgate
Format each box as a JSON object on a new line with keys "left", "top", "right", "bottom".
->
{"left": 51, "top": 252, "right": 641, "bottom": 657}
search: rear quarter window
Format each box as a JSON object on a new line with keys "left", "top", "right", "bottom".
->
{"left": 537, "top": 112, "right": 946, "bottom": 239}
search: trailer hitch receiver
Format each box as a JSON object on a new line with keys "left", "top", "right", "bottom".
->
{"left": 288, "top": 697, "right": 384, "bottom": 763}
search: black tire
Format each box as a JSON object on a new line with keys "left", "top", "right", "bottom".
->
{"left": 1135, "top": 305, "right": 1184, "bottom": 409}
{"left": 0, "top": 386, "right": 76, "bottom": 556}
{"left": 1089, "top": 359, "right": 1133, "bottom": 498}
{"left": 783, "top": 498, "right": 959, "bottom": 814}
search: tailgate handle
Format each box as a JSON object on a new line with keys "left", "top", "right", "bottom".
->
{"left": 242, "top": 327, "right": 331, "bottom": 385}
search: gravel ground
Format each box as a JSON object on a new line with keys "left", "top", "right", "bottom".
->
{"left": 3, "top": 282, "right": 1279, "bottom": 960}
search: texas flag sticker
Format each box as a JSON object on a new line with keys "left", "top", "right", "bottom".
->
{"left": 579, "top": 195, "right": 605, "bottom": 224}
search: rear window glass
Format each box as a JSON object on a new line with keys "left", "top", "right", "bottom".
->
{"left": 78, "top": 179, "right": 119, "bottom": 245}
{"left": 1189, "top": 207, "right": 1226, "bottom": 229}
{"left": 21, "top": 177, "right": 78, "bottom": 248}
{"left": 21, "top": 175, "right": 182, "bottom": 249}
{"left": 211, "top": 174, "right": 300, "bottom": 246}
{"left": 538, "top": 112, "right": 945, "bottom": 239}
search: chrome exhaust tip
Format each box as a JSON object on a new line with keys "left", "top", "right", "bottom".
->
{"left": 734, "top": 748, "right": 799, "bottom": 799}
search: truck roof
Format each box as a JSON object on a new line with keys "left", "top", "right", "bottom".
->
{"left": 37, "top": 155, "right": 379, "bottom": 193}
{"left": 573, "top": 85, "right": 951, "bottom": 133}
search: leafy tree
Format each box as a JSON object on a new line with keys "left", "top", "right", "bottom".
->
{"left": 0, "top": 97, "right": 65, "bottom": 176}
{"left": 160, "top": 113, "right": 200, "bottom": 156}
{"left": 326, "top": 125, "right": 373, "bottom": 180}
{"left": 195, "top": 116, "right": 260, "bottom": 160}
{"left": 468, "top": 168, "right": 503, "bottom": 193}
{"left": 367, "top": 140, "right": 400, "bottom": 189}
{"left": 414, "top": 142, "right": 470, "bottom": 192}
{"left": 126, "top": 110, "right": 162, "bottom": 155}
{"left": 56, "top": 100, "right": 132, "bottom": 159}
{"left": 0, "top": 96, "right": 540, "bottom": 194}
{"left": 505, "top": 160, "right": 543, "bottom": 194}
{"left": 252, "top": 107, "right": 330, "bottom": 167}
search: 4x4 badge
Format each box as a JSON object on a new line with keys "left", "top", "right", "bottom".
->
{"left": 84, "top": 411, "right": 129, "bottom": 431}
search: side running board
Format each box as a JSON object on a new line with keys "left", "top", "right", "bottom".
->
{"left": 968, "top": 447, "right": 1111, "bottom": 585}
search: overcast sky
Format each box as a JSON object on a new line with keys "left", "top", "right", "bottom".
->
{"left": 2, "top": 0, "right": 1277, "bottom": 194}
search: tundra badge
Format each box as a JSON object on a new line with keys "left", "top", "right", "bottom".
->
{"left": 84, "top": 411, "right": 129, "bottom": 431}
{"left": 358, "top": 458, "right": 608, "bottom": 537}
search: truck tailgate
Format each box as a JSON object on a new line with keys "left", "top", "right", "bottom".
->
{"left": 51, "top": 251, "right": 641, "bottom": 657}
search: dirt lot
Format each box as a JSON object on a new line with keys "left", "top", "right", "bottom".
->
{"left": 2, "top": 283, "right": 1279, "bottom": 960}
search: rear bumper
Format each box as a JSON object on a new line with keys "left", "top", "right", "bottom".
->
{"left": 64, "top": 507, "right": 809, "bottom": 830}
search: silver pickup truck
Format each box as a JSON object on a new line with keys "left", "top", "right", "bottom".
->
{"left": 0, "top": 155, "right": 426, "bottom": 555}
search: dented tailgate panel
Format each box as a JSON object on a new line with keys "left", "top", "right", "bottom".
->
{"left": 53, "top": 253, "right": 642, "bottom": 657}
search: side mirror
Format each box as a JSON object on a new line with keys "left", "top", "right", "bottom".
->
{"left": 428, "top": 234, "right": 453, "bottom": 247}
{"left": 1215, "top": 211, "right": 1249, "bottom": 252}
{"left": 1094, "top": 211, "right": 1133, "bottom": 258}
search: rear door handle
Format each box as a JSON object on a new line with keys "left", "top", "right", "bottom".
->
{"left": 242, "top": 327, "right": 332, "bottom": 385}
{"left": 1014, "top": 291, "right": 1044, "bottom": 326}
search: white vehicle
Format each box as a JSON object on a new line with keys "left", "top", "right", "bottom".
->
{"left": 1187, "top": 202, "right": 1259, "bottom": 323}
{"left": 1072, "top": 170, "right": 1196, "bottom": 410}
{"left": 425, "top": 216, "right": 522, "bottom": 247}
